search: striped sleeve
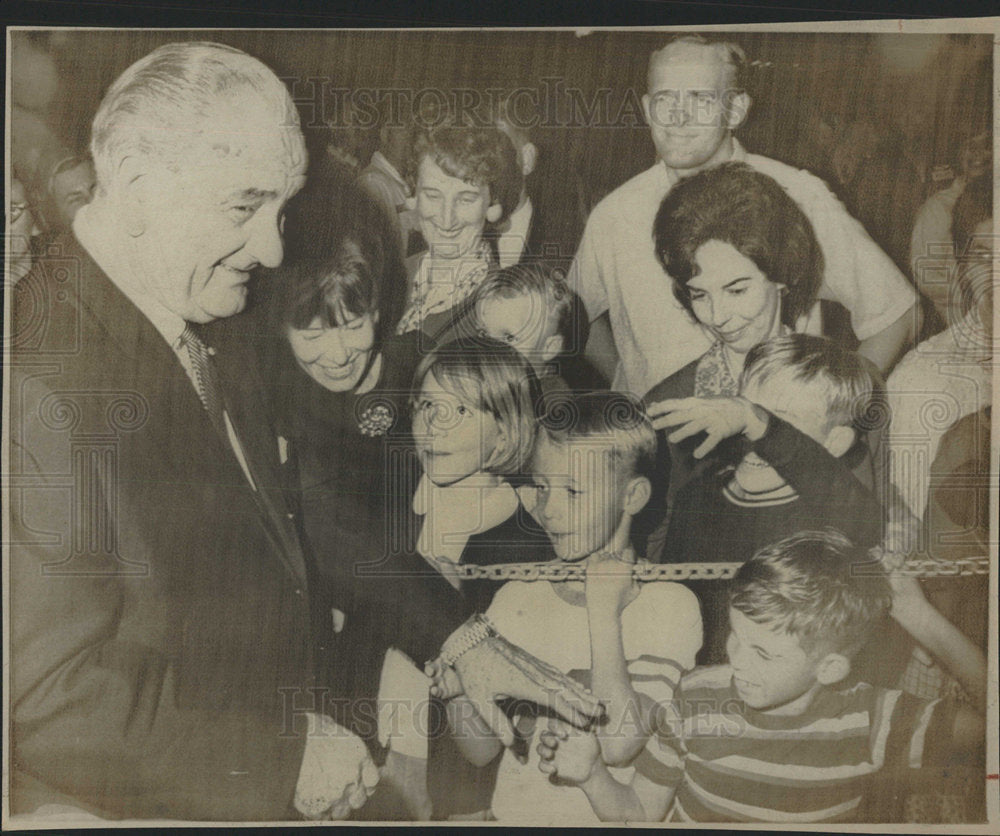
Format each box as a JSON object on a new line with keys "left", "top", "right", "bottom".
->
{"left": 633, "top": 687, "right": 688, "bottom": 789}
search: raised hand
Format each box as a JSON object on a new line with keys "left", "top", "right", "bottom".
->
{"left": 537, "top": 717, "right": 602, "bottom": 785}
{"left": 585, "top": 550, "right": 638, "bottom": 619}
{"left": 645, "top": 396, "right": 768, "bottom": 458}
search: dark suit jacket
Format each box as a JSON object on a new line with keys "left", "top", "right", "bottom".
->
{"left": 8, "top": 234, "right": 314, "bottom": 820}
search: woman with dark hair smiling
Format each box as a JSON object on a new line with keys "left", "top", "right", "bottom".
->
{"left": 258, "top": 174, "right": 424, "bottom": 758}
{"left": 646, "top": 162, "right": 824, "bottom": 402}
{"left": 642, "top": 163, "right": 847, "bottom": 560}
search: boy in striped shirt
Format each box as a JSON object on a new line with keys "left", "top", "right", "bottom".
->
{"left": 537, "top": 530, "right": 986, "bottom": 823}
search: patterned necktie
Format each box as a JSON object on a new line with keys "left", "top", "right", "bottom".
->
{"left": 181, "top": 324, "right": 225, "bottom": 433}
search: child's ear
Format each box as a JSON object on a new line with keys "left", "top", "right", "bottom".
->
{"left": 815, "top": 652, "right": 851, "bottom": 687}
{"left": 823, "top": 425, "right": 856, "bottom": 458}
{"left": 623, "top": 475, "right": 652, "bottom": 516}
{"left": 485, "top": 202, "right": 503, "bottom": 224}
{"left": 540, "top": 333, "right": 564, "bottom": 363}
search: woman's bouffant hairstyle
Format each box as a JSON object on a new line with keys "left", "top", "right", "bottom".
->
{"left": 411, "top": 337, "right": 541, "bottom": 476}
{"left": 270, "top": 173, "right": 407, "bottom": 340}
{"left": 654, "top": 162, "right": 823, "bottom": 328}
{"left": 409, "top": 121, "right": 523, "bottom": 225}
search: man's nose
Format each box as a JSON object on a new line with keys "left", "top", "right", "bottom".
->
{"left": 246, "top": 212, "right": 285, "bottom": 269}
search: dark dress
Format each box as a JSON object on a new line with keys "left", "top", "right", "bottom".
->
{"left": 263, "top": 331, "right": 431, "bottom": 749}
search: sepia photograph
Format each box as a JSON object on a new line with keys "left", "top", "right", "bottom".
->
{"left": 4, "top": 12, "right": 998, "bottom": 828}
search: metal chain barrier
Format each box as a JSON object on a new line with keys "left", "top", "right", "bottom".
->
{"left": 453, "top": 556, "right": 992, "bottom": 582}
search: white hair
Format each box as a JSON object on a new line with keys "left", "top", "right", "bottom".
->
{"left": 90, "top": 41, "right": 301, "bottom": 187}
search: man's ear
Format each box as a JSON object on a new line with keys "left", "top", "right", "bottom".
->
{"left": 540, "top": 333, "right": 563, "bottom": 363}
{"left": 485, "top": 202, "right": 503, "bottom": 224}
{"left": 815, "top": 652, "right": 851, "bottom": 687}
{"left": 641, "top": 93, "right": 653, "bottom": 126}
{"left": 404, "top": 195, "right": 417, "bottom": 211}
{"left": 520, "top": 141, "right": 538, "bottom": 178}
{"left": 623, "top": 475, "right": 652, "bottom": 516}
{"left": 823, "top": 425, "right": 856, "bottom": 459}
{"left": 117, "top": 155, "right": 154, "bottom": 237}
{"left": 725, "top": 91, "right": 752, "bottom": 130}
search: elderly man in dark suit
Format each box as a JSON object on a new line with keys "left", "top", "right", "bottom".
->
{"left": 8, "top": 41, "right": 377, "bottom": 821}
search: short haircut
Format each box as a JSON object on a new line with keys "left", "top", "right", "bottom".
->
{"left": 538, "top": 391, "right": 657, "bottom": 484}
{"left": 90, "top": 41, "right": 300, "bottom": 188}
{"left": 648, "top": 34, "right": 749, "bottom": 94}
{"left": 411, "top": 337, "right": 541, "bottom": 476}
{"left": 654, "top": 162, "right": 823, "bottom": 328}
{"left": 740, "top": 334, "right": 877, "bottom": 430}
{"left": 730, "top": 530, "right": 892, "bottom": 657}
{"left": 409, "top": 120, "right": 522, "bottom": 223}
{"left": 279, "top": 237, "right": 379, "bottom": 330}
{"left": 271, "top": 175, "right": 405, "bottom": 339}
{"left": 472, "top": 261, "right": 588, "bottom": 357}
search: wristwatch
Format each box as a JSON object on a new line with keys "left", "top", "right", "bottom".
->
{"left": 438, "top": 613, "right": 498, "bottom": 668}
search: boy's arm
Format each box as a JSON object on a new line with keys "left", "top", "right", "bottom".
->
{"left": 586, "top": 557, "right": 701, "bottom": 766}
{"left": 537, "top": 719, "right": 675, "bottom": 822}
{"left": 586, "top": 556, "right": 651, "bottom": 765}
{"left": 888, "top": 572, "right": 986, "bottom": 750}
{"left": 752, "top": 413, "right": 883, "bottom": 543}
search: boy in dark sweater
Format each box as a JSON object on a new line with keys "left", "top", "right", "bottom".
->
{"left": 652, "top": 334, "right": 882, "bottom": 662}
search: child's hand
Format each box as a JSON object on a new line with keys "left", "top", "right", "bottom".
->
{"left": 537, "top": 718, "right": 602, "bottom": 785}
{"left": 646, "top": 396, "right": 768, "bottom": 458}
{"left": 586, "top": 551, "right": 637, "bottom": 618}
{"left": 424, "top": 656, "right": 464, "bottom": 700}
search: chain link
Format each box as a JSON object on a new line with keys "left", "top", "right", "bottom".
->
{"left": 455, "top": 556, "right": 992, "bottom": 582}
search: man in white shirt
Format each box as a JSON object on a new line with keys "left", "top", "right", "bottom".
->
{"left": 9, "top": 41, "right": 377, "bottom": 821}
{"left": 571, "top": 35, "right": 921, "bottom": 395}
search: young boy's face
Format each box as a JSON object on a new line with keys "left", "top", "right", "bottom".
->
{"left": 477, "top": 291, "right": 557, "bottom": 365}
{"left": 528, "top": 434, "right": 627, "bottom": 561}
{"left": 726, "top": 608, "right": 826, "bottom": 714}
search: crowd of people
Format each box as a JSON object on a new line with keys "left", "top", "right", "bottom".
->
{"left": 6, "top": 34, "right": 993, "bottom": 825}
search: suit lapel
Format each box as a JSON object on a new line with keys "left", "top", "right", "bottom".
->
{"left": 70, "top": 235, "right": 308, "bottom": 585}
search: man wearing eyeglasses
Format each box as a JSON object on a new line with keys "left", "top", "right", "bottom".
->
{"left": 570, "top": 35, "right": 921, "bottom": 397}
